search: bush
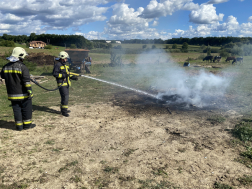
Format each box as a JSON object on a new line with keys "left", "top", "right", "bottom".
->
{"left": 181, "top": 42, "right": 188, "bottom": 53}
{"left": 172, "top": 43, "right": 177, "bottom": 49}
{"left": 219, "top": 49, "right": 230, "bottom": 58}
{"left": 0, "top": 40, "right": 15, "bottom": 47}
{"left": 142, "top": 44, "right": 147, "bottom": 49}
{"left": 243, "top": 44, "right": 252, "bottom": 56}
{"left": 232, "top": 122, "right": 252, "bottom": 142}
{"left": 211, "top": 48, "right": 219, "bottom": 53}
{"left": 70, "top": 44, "right": 77, "bottom": 49}
{"left": 152, "top": 45, "right": 156, "bottom": 49}
{"left": 44, "top": 45, "right": 52, "bottom": 49}
{"left": 231, "top": 45, "right": 243, "bottom": 56}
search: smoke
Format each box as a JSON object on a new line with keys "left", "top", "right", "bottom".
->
{"left": 134, "top": 49, "right": 231, "bottom": 107}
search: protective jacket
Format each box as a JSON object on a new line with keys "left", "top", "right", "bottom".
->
{"left": 0, "top": 61, "right": 32, "bottom": 101}
{"left": 52, "top": 61, "right": 71, "bottom": 87}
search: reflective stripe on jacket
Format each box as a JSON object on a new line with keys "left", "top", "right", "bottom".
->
{"left": 0, "top": 61, "right": 32, "bottom": 101}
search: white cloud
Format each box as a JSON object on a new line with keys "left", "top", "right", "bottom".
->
{"left": 152, "top": 20, "right": 158, "bottom": 26}
{"left": 206, "top": 0, "right": 229, "bottom": 4}
{"left": 0, "top": 0, "right": 117, "bottom": 35}
{"left": 166, "top": 15, "right": 252, "bottom": 39}
{"left": 105, "top": 3, "right": 159, "bottom": 39}
{"left": 75, "top": 31, "right": 105, "bottom": 40}
{"left": 139, "top": 0, "right": 199, "bottom": 19}
{"left": 189, "top": 4, "right": 224, "bottom": 24}
{"left": 248, "top": 16, "right": 252, "bottom": 22}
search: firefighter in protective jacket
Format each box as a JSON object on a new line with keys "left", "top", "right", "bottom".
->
{"left": 53, "top": 51, "right": 78, "bottom": 117}
{"left": 0, "top": 47, "right": 36, "bottom": 131}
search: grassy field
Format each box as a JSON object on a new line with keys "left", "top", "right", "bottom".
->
{"left": 1, "top": 45, "right": 252, "bottom": 188}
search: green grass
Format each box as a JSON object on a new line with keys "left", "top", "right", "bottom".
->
{"left": 213, "top": 182, "right": 234, "bottom": 189}
{"left": 232, "top": 122, "right": 252, "bottom": 142}
{"left": 237, "top": 175, "right": 252, "bottom": 186}
{"left": 207, "top": 115, "right": 226, "bottom": 124}
{"left": 58, "top": 160, "right": 78, "bottom": 173}
{"left": 138, "top": 179, "right": 180, "bottom": 189}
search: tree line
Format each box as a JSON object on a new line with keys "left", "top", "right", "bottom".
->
{"left": 117, "top": 37, "right": 252, "bottom": 46}
{"left": 0, "top": 33, "right": 94, "bottom": 49}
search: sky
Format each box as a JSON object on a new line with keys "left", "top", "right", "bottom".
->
{"left": 0, "top": 0, "right": 251, "bottom": 40}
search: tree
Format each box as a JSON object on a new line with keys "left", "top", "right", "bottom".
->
{"left": 70, "top": 44, "right": 77, "bottom": 49}
{"left": 172, "top": 43, "right": 177, "bottom": 49}
{"left": 181, "top": 42, "right": 188, "bottom": 53}
{"left": 107, "top": 43, "right": 112, "bottom": 49}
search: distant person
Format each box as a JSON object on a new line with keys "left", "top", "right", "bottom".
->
{"left": 84, "top": 56, "right": 92, "bottom": 73}
{"left": 0, "top": 47, "right": 36, "bottom": 131}
{"left": 53, "top": 51, "right": 78, "bottom": 117}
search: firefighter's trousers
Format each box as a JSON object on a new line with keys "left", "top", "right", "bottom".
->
{"left": 59, "top": 86, "right": 69, "bottom": 114}
{"left": 11, "top": 98, "right": 32, "bottom": 130}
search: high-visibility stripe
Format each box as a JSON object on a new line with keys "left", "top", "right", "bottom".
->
{"left": 60, "top": 66, "right": 65, "bottom": 69}
{"left": 61, "top": 105, "right": 68, "bottom": 109}
{"left": 25, "top": 82, "right": 31, "bottom": 87}
{"left": 8, "top": 96, "right": 28, "bottom": 100}
{"left": 15, "top": 122, "right": 23, "bottom": 126}
{"left": 58, "top": 83, "right": 68, "bottom": 86}
{"left": 23, "top": 119, "right": 32, "bottom": 125}
{"left": 4, "top": 70, "right": 22, "bottom": 74}
{"left": 58, "top": 74, "right": 62, "bottom": 78}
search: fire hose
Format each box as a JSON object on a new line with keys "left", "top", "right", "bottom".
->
{"left": 30, "top": 72, "right": 80, "bottom": 91}
{"left": 30, "top": 78, "right": 63, "bottom": 91}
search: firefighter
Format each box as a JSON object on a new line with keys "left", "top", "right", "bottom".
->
{"left": 53, "top": 51, "right": 78, "bottom": 117}
{"left": 0, "top": 47, "right": 36, "bottom": 131}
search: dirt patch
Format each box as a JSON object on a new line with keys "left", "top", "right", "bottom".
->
{"left": 0, "top": 93, "right": 251, "bottom": 188}
{"left": 26, "top": 52, "right": 55, "bottom": 66}
{"left": 0, "top": 52, "right": 55, "bottom": 66}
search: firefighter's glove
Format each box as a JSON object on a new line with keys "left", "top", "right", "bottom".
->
{"left": 70, "top": 75, "right": 78, "bottom": 81}
{"left": 27, "top": 90, "right": 33, "bottom": 99}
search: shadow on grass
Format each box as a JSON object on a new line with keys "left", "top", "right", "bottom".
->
{"left": 0, "top": 120, "right": 16, "bottom": 130}
{"left": 32, "top": 105, "right": 60, "bottom": 114}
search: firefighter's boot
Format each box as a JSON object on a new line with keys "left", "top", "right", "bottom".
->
{"left": 24, "top": 124, "right": 36, "bottom": 130}
{"left": 61, "top": 105, "right": 69, "bottom": 117}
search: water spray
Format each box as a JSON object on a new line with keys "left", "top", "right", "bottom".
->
{"left": 68, "top": 72, "right": 158, "bottom": 99}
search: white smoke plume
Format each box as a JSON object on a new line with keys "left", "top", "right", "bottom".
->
{"left": 134, "top": 49, "right": 231, "bottom": 107}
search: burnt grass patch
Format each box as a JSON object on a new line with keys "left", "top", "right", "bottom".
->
{"left": 112, "top": 90, "right": 226, "bottom": 118}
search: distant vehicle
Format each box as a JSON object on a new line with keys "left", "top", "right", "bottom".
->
{"left": 29, "top": 47, "right": 33, "bottom": 49}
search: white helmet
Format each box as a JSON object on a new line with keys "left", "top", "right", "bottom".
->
{"left": 11, "top": 47, "right": 28, "bottom": 59}
{"left": 58, "top": 51, "right": 69, "bottom": 59}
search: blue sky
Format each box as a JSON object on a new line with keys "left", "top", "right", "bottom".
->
{"left": 0, "top": 0, "right": 251, "bottom": 40}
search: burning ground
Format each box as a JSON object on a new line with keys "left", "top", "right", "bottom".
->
{"left": 0, "top": 91, "right": 252, "bottom": 189}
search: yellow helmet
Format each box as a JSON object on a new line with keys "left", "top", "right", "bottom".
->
{"left": 11, "top": 47, "right": 28, "bottom": 59}
{"left": 58, "top": 51, "right": 69, "bottom": 59}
